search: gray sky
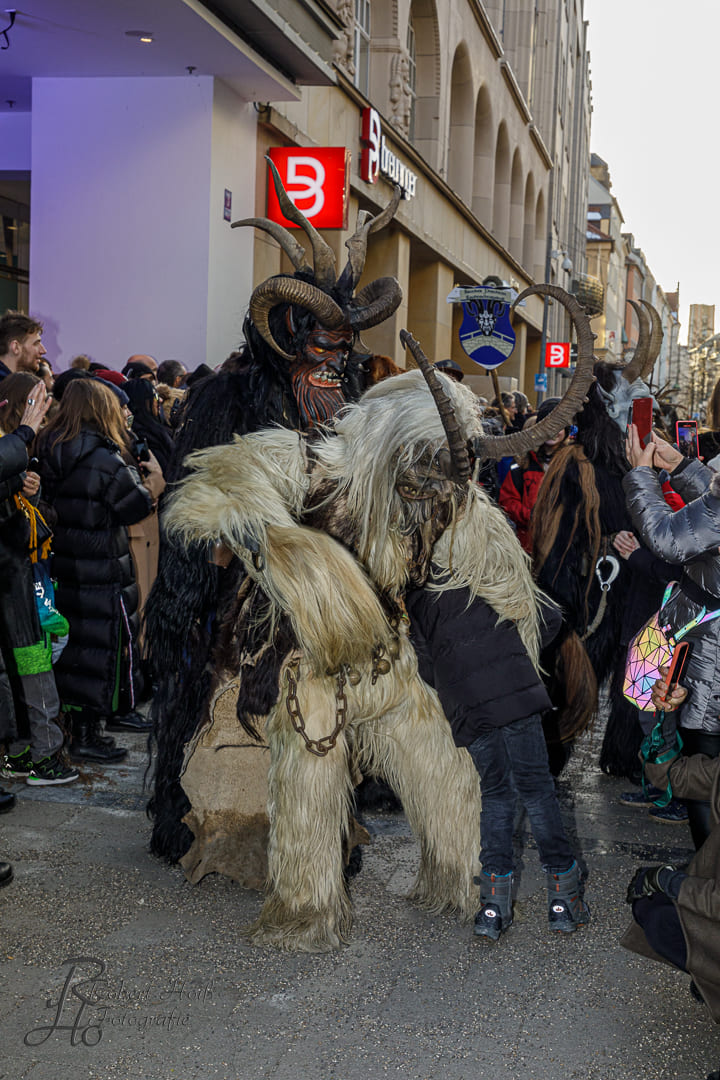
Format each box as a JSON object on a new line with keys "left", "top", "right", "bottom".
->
{"left": 583, "top": 0, "right": 720, "bottom": 344}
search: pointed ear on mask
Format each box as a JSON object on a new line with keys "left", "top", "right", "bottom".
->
{"left": 285, "top": 306, "right": 296, "bottom": 337}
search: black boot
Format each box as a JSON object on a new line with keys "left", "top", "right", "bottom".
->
{"left": 546, "top": 861, "right": 590, "bottom": 933}
{"left": 105, "top": 710, "right": 152, "bottom": 733}
{"left": 473, "top": 870, "right": 513, "bottom": 941}
{"left": 0, "top": 860, "right": 13, "bottom": 886}
{"left": 69, "top": 714, "right": 128, "bottom": 764}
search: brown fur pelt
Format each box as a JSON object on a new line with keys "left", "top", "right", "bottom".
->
{"left": 363, "top": 353, "right": 404, "bottom": 384}
{"left": 532, "top": 443, "right": 602, "bottom": 614}
{"left": 550, "top": 631, "right": 598, "bottom": 741}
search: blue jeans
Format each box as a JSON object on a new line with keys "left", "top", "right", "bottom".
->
{"left": 468, "top": 713, "right": 575, "bottom": 876}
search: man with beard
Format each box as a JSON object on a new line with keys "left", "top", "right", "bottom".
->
{"left": 0, "top": 312, "right": 47, "bottom": 378}
{"left": 146, "top": 158, "right": 403, "bottom": 865}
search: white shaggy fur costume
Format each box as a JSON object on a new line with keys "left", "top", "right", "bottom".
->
{"left": 165, "top": 370, "right": 544, "bottom": 951}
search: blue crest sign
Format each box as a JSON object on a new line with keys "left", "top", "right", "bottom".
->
{"left": 450, "top": 286, "right": 516, "bottom": 370}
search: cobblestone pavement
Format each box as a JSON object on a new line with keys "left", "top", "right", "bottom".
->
{"left": 1, "top": 712, "right": 718, "bottom": 1080}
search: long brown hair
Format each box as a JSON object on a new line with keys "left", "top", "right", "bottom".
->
{"left": 0, "top": 372, "right": 41, "bottom": 435}
{"left": 39, "top": 378, "right": 131, "bottom": 459}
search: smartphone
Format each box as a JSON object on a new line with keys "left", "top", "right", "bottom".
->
{"left": 661, "top": 641, "right": 690, "bottom": 704}
{"left": 628, "top": 397, "right": 653, "bottom": 448}
{"left": 676, "top": 420, "right": 699, "bottom": 458}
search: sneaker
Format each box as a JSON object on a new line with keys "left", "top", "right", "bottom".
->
{"left": 619, "top": 785, "right": 664, "bottom": 807}
{"left": 26, "top": 753, "right": 79, "bottom": 786}
{"left": 648, "top": 799, "right": 688, "bottom": 824}
{"left": 1, "top": 746, "right": 33, "bottom": 778}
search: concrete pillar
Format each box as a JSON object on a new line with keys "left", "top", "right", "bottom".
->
{"left": 355, "top": 225, "right": 410, "bottom": 365}
{"left": 30, "top": 76, "right": 257, "bottom": 371}
{"left": 407, "top": 259, "right": 455, "bottom": 365}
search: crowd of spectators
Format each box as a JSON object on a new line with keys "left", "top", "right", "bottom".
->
{"left": 0, "top": 313, "right": 211, "bottom": 887}
{"left": 1, "top": 313, "right": 719, "bottom": 1062}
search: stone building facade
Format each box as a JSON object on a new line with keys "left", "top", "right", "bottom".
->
{"left": 253, "top": 0, "right": 592, "bottom": 399}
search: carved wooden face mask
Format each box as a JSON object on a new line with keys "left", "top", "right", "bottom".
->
{"left": 395, "top": 447, "right": 463, "bottom": 587}
{"left": 289, "top": 326, "right": 354, "bottom": 427}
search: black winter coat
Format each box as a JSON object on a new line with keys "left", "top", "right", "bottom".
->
{"left": 39, "top": 429, "right": 152, "bottom": 712}
{"left": 406, "top": 581, "right": 559, "bottom": 747}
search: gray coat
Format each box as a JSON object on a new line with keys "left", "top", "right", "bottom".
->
{"left": 623, "top": 460, "right": 720, "bottom": 732}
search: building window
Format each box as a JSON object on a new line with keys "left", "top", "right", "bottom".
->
{"left": 353, "top": 0, "right": 371, "bottom": 96}
{"left": 407, "top": 18, "right": 417, "bottom": 142}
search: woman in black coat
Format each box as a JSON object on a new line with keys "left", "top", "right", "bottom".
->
{"left": 36, "top": 379, "right": 152, "bottom": 762}
{"left": 123, "top": 379, "right": 174, "bottom": 477}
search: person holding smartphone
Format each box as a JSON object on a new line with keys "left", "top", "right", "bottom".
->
{"left": 624, "top": 425, "right": 720, "bottom": 847}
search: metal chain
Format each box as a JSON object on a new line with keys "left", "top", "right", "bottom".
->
{"left": 285, "top": 661, "right": 349, "bottom": 757}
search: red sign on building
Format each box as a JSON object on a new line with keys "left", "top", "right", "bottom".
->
{"left": 267, "top": 147, "right": 350, "bottom": 230}
{"left": 545, "top": 342, "right": 571, "bottom": 368}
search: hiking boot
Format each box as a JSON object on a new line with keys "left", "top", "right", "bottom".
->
{"left": 27, "top": 753, "right": 79, "bottom": 786}
{"left": 0, "top": 860, "right": 12, "bottom": 887}
{"left": 473, "top": 870, "right": 513, "bottom": 942}
{"left": 1, "top": 746, "right": 32, "bottom": 778}
{"left": 649, "top": 799, "right": 688, "bottom": 824}
{"left": 546, "top": 861, "right": 590, "bottom": 933}
{"left": 68, "top": 718, "right": 127, "bottom": 764}
{"left": 619, "top": 785, "right": 664, "bottom": 807}
{"left": 105, "top": 710, "right": 152, "bottom": 733}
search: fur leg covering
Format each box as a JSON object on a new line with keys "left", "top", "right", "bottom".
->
{"left": 246, "top": 668, "right": 354, "bottom": 952}
{"left": 356, "top": 674, "right": 481, "bottom": 919}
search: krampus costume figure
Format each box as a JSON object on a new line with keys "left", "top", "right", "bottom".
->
{"left": 146, "top": 160, "right": 403, "bottom": 863}
{"left": 160, "top": 287, "right": 595, "bottom": 951}
{"left": 531, "top": 300, "right": 668, "bottom": 776}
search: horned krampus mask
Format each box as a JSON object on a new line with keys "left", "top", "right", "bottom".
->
{"left": 596, "top": 299, "right": 663, "bottom": 428}
{"left": 232, "top": 157, "right": 403, "bottom": 426}
{"left": 344, "top": 284, "right": 597, "bottom": 588}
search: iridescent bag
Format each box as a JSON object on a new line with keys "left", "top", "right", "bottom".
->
{"left": 623, "top": 582, "right": 720, "bottom": 711}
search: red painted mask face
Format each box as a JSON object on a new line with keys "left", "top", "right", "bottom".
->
{"left": 290, "top": 326, "right": 353, "bottom": 427}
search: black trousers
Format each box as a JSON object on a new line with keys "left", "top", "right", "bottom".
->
{"left": 632, "top": 893, "right": 687, "bottom": 971}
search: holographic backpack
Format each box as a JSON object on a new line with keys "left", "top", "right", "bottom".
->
{"left": 623, "top": 582, "right": 720, "bottom": 711}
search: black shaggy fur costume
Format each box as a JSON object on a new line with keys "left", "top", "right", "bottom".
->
{"left": 532, "top": 363, "right": 681, "bottom": 779}
{"left": 145, "top": 299, "right": 368, "bottom": 864}
{"left": 531, "top": 368, "right": 637, "bottom": 775}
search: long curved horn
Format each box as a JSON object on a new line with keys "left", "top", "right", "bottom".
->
{"left": 640, "top": 299, "right": 663, "bottom": 378}
{"left": 347, "top": 277, "right": 403, "bottom": 330}
{"left": 340, "top": 186, "right": 402, "bottom": 290}
{"left": 231, "top": 217, "right": 312, "bottom": 275}
{"left": 249, "top": 277, "right": 345, "bottom": 361}
{"left": 473, "top": 284, "right": 596, "bottom": 463}
{"left": 399, "top": 329, "right": 471, "bottom": 484}
{"left": 266, "top": 156, "right": 336, "bottom": 290}
{"left": 623, "top": 300, "right": 650, "bottom": 382}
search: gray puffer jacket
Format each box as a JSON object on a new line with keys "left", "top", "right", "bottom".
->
{"left": 623, "top": 459, "right": 720, "bottom": 732}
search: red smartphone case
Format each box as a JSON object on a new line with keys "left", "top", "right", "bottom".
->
{"left": 631, "top": 397, "right": 653, "bottom": 447}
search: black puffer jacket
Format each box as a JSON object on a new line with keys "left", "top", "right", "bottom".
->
{"left": 406, "top": 581, "right": 560, "bottom": 747}
{"left": 39, "top": 429, "right": 152, "bottom": 712}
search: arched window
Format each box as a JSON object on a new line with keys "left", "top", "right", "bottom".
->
{"left": 472, "top": 84, "right": 494, "bottom": 226}
{"left": 534, "top": 189, "right": 546, "bottom": 281}
{"left": 353, "top": 0, "right": 371, "bottom": 96}
{"left": 492, "top": 123, "right": 511, "bottom": 247}
{"left": 509, "top": 149, "right": 524, "bottom": 261}
{"left": 407, "top": 14, "right": 417, "bottom": 142}
{"left": 409, "top": 0, "right": 441, "bottom": 169}
{"left": 447, "top": 44, "right": 474, "bottom": 204}
{"left": 522, "top": 173, "right": 536, "bottom": 271}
